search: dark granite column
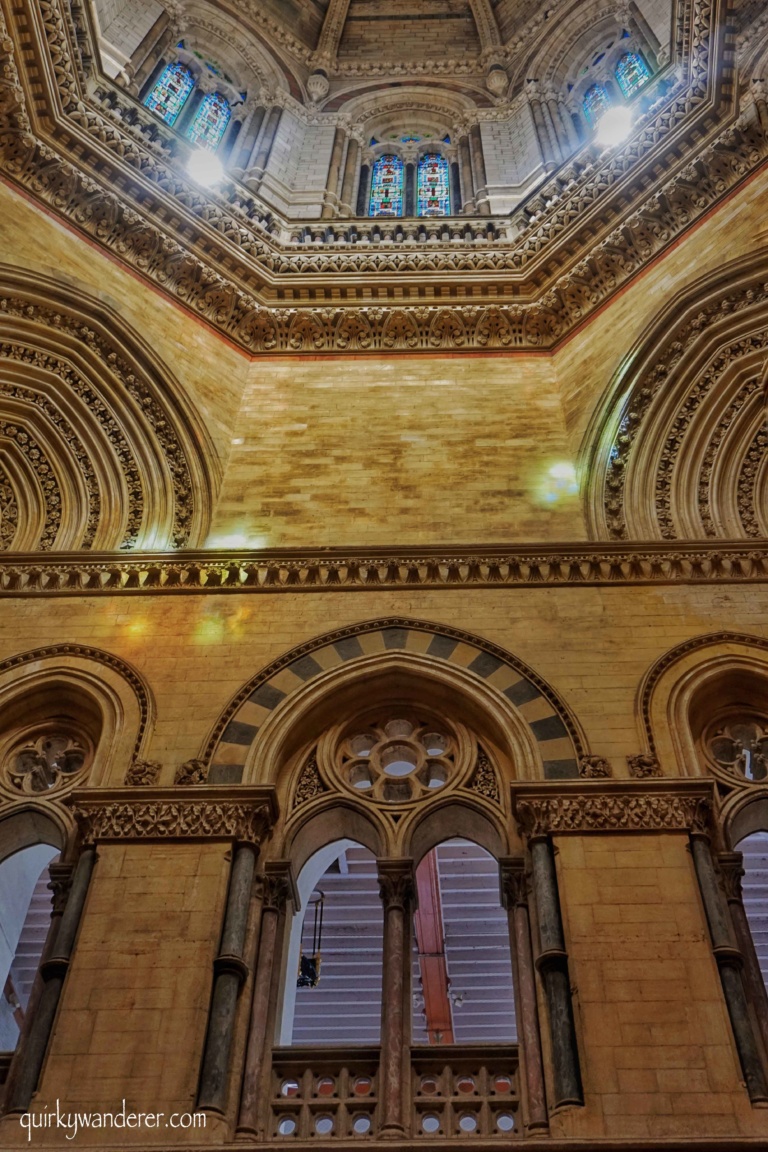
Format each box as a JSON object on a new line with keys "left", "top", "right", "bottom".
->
{"left": 404, "top": 162, "right": 416, "bottom": 218}
{"left": 237, "top": 865, "right": 292, "bottom": 1136}
{"left": 198, "top": 842, "right": 258, "bottom": 1112}
{"left": 719, "top": 851, "right": 768, "bottom": 1061}
{"left": 6, "top": 847, "right": 96, "bottom": 1112}
{"left": 377, "top": 860, "right": 415, "bottom": 1137}
{"left": 529, "top": 837, "right": 583, "bottom": 1108}
{"left": 500, "top": 858, "right": 549, "bottom": 1131}
{"left": 691, "top": 836, "right": 768, "bottom": 1102}
{"left": 356, "top": 163, "right": 371, "bottom": 216}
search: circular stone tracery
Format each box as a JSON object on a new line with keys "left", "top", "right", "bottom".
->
{"left": 340, "top": 716, "right": 457, "bottom": 803}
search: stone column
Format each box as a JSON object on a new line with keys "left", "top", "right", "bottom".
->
{"left": 6, "top": 847, "right": 96, "bottom": 1112}
{"left": 529, "top": 837, "right": 583, "bottom": 1108}
{"left": 338, "top": 136, "right": 361, "bottom": 216}
{"left": 527, "top": 87, "right": 557, "bottom": 169}
{"left": 237, "top": 865, "right": 293, "bottom": 1136}
{"left": 555, "top": 97, "right": 580, "bottom": 150}
{"left": 356, "top": 163, "right": 371, "bottom": 216}
{"left": 719, "top": 852, "right": 768, "bottom": 1062}
{"left": 690, "top": 836, "right": 768, "bottom": 1102}
{"left": 450, "top": 161, "right": 462, "bottom": 213}
{"left": 231, "top": 105, "right": 266, "bottom": 176}
{"left": 322, "top": 126, "right": 347, "bottom": 218}
{"left": 198, "top": 842, "right": 258, "bottom": 1113}
{"left": 404, "top": 162, "right": 416, "bottom": 217}
{"left": 176, "top": 87, "right": 204, "bottom": 136}
{"left": 500, "top": 859, "right": 549, "bottom": 1132}
{"left": 458, "top": 134, "right": 475, "bottom": 211}
{"left": 377, "top": 860, "right": 415, "bottom": 1137}
{"left": 468, "top": 124, "right": 490, "bottom": 214}
{"left": 246, "top": 104, "right": 283, "bottom": 191}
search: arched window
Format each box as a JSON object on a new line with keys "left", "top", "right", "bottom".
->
{"left": 0, "top": 844, "right": 59, "bottom": 1050}
{"left": 583, "top": 83, "right": 611, "bottom": 127}
{"left": 615, "top": 52, "right": 651, "bottom": 99}
{"left": 417, "top": 153, "right": 450, "bottom": 217}
{"left": 143, "top": 61, "right": 195, "bottom": 126}
{"left": 369, "top": 155, "right": 404, "bottom": 217}
{"left": 738, "top": 830, "right": 768, "bottom": 993}
{"left": 187, "top": 92, "right": 232, "bottom": 152}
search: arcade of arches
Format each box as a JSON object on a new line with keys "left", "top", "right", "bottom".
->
{"left": 1, "top": 0, "right": 768, "bottom": 1148}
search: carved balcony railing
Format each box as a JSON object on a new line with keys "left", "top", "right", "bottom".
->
{"left": 268, "top": 1045, "right": 519, "bottom": 1140}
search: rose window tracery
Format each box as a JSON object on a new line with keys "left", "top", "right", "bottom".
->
{"left": 341, "top": 717, "right": 455, "bottom": 803}
{"left": 705, "top": 716, "right": 768, "bottom": 783}
{"left": 4, "top": 728, "right": 91, "bottom": 794}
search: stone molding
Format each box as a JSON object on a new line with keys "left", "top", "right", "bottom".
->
{"left": 0, "top": 0, "right": 765, "bottom": 353}
{"left": 513, "top": 780, "right": 713, "bottom": 835}
{"left": 68, "top": 786, "right": 278, "bottom": 843}
{"left": 1, "top": 540, "right": 768, "bottom": 596}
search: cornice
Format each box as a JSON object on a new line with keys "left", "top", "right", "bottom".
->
{"left": 2, "top": 540, "right": 768, "bottom": 595}
{"left": 68, "top": 785, "right": 279, "bottom": 843}
{"left": 512, "top": 779, "right": 713, "bottom": 835}
{"left": 0, "top": 0, "right": 764, "bottom": 353}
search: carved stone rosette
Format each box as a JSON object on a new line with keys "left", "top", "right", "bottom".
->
{"left": 174, "top": 758, "right": 209, "bottom": 785}
{"left": 578, "top": 754, "right": 613, "bottom": 778}
{"left": 627, "top": 753, "right": 663, "bottom": 778}
{"left": 124, "top": 758, "right": 161, "bottom": 786}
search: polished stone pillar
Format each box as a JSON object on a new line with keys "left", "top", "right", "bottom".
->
{"left": 691, "top": 836, "right": 768, "bottom": 1102}
{"left": 246, "top": 105, "right": 283, "bottom": 190}
{"left": 231, "top": 105, "right": 266, "bottom": 175}
{"left": 719, "top": 852, "right": 768, "bottom": 1062}
{"left": 529, "top": 837, "right": 583, "bottom": 1108}
{"left": 501, "top": 858, "right": 549, "bottom": 1132}
{"left": 450, "top": 161, "right": 462, "bottom": 213}
{"left": 468, "top": 124, "right": 490, "bottom": 214}
{"left": 237, "top": 865, "right": 292, "bottom": 1136}
{"left": 6, "top": 847, "right": 96, "bottom": 1112}
{"left": 404, "top": 162, "right": 416, "bottom": 218}
{"left": 338, "top": 137, "right": 361, "bottom": 216}
{"left": 356, "top": 163, "right": 371, "bottom": 216}
{"left": 458, "top": 134, "right": 474, "bottom": 211}
{"left": 377, "top": 860, "right": 415, "bottom": 1137}
{"left": 177, "top": 88, "right": 204, "bottom": 136}
{"left": 198, "top": 842, "right": 258, "bottom": 1113}
{"left": 322, "top": 127, "right": 346, "bottom": 218}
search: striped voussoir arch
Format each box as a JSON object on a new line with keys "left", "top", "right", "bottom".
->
{"left": 206, "top": 618, "right": 583, "bottom": 784}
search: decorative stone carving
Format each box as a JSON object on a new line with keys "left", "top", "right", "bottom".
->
{"left": 71, "top": 797, "right": 275, "bottom": 844}
{"left": 515, "top": 791, "right": 710, "bottom": 835}
{"left": 627, "top": 753, "right": 663, "bottom": 778}
{"left": 261, "top": 868, "right": 292, "bottom": 912}
{"left": 306, "top": 70, "right": 329, "bottom": 103}
{"left": 468, "top": 746, "right": 500, "bottom": 801}
{"left": 377, "top": 861, "right": 415, "bottom": 910}
{"left": 174, "top": 758, "right": 209, "bottom": 786}
{"left": 579, "top": 754, "right": 613, "bottom": 778}
{"left": 293, "top": 753, "right": 326, "bottom": 807}
{"left": 47, "top": 862, "right": 74, "bottom": 914}
{"left": 499, "top": 859, "right": 529, "bottom": 907}
{"left": 124, "top": 759, "right": 161, "bottom": 786}
{"left": 5, "top": 732, "right": 89, "bottom": 794}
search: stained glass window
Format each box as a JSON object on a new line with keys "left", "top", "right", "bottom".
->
{"left": 187, "top": 92, "right": 231, "bottom": 151}
{"left": 417, "top": 153, "right": 450, "bottom": 217}
{"left": 583, "top": 83, "right": 610, "bottom": 127}
{"left": 615, "top": 52, "right": 651, "bottom": 99}
{"left": 144, "top": 62, "right": 194, "bottom": 127}
{"left": 369, "top": 154, "right": 404, "bottom": 217}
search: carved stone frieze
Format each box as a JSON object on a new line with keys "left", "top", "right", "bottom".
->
{"left": 124, "top": 759, "right": 161, "bottom": 786}
{"left": 0, "top": 0, "right": 764, "bottom": 353}
{"left": 70, "top": 788, "right": 277, "bottom": 843}
{"left": 513, "top": 792, "right": 713, "bottom": 838}
{"left": 1, "top": 540, "right": 768, "bottom": 597}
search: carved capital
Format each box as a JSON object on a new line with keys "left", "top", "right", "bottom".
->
{"left": 378, "top": 860, "right": 415, "bottom": 910}
{"left": 627, "top": 753, "right": 663, "bottom": 778}
{"left": 261, "top": 862, "right": 295, "bottom": 912}
{"left": 499, "top": 857, "right": 529, "bottom": 908}
{"left": 47, "top": 862, "right": 74, "bottom": 914}
{"left": 124, "top": 758, "right": 161, "bottom": 786}
{"left": 579, "top": 754, "right": 613, "bottom": 779}
{"left": 717, "top": 851, "right": 745, "bottom": 901}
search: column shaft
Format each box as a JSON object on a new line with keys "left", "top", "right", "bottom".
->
{"left": 458, "top": 135, "right": 474, "bottom": 211}
{"left": 356, "top": 163, "right": 371, "bottom": 216}
{"left": 404, "top": 162, "right": 416, "bottom": 218}
{"left": 322, "top": 127, "right": 346, "bottom": 218}
{"left": 469, "top": 125, "right": 490, "bottom": 214}
{"left": 529, "top": 838, "right": 583, "bottom": 1108}
{"left": 378, "top": 861, "right": 414, "bottom": 1137}
{"left": 338, "top": 138, "right": 360, "bottom": 215}
{"left": 198, "top": 843, "right": 257, "bottom": 1113}
{"left": 247, "top": 105, "right": 283, "bottom": 189}
{"left": 232, "top": 106, "right": 266, "bottom": 174}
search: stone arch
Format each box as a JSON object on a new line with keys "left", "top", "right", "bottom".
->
{"left": 406, "top": 798, "right": 509, "bottom": 866}
{"left": 584, "top": 252, "right": 768, "bottom": 541}
{"left": 638, "top": 630, "right": 768, "bottom": 777}
{"left": 0, "top": 805, "right": 71, "bottom": 866}
{"left": 0, "top": 644, "right": 154, "bottom": 790}
{"left": 0, "top": 265, "right": 217, "bottom": 551}
{"left": 204, "top": 617, "right": 584, "bottom": 785}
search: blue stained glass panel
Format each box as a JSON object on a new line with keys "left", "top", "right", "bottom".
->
{"left": 615, "top": 52, "right": 651, "bottom": 99}
{"left": 417, "top": 153, "right": 450, "bottom": 217}
{"left": 144, "top": 62, "right": 194, "bottom": 126}
{"left": 369, "top": 154, "right": 404, "bottom": 217}
{"left": 187, "top": 92, "right": 231, "bottom": 151}
{"left": 583, "top": 83, "right": 610, "bottom": 127}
